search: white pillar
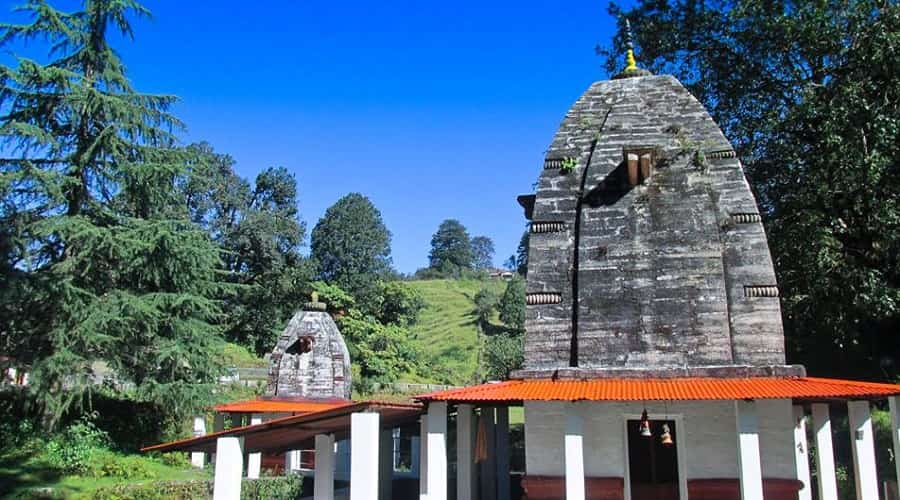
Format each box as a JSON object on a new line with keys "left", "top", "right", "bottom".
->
{"left": 314, "top": 434, "right": 335, "bottom": 500}
{"left": 812, "top": 403, "right": 839, "bottom": 500}
{"left": 419, "top": 417, "right": 429, "bottom": 500}
{"left": 379, "top": 428, "right": 394, "bottom": 500}
{"left": 496, "top": 407, "right": 510, "bottom": 500}
{"left": 848, "top": 401, "right": 879, "bottom": 500}
{"left": 351, "top": 412, "right": 380, "bottom": 500}
{"left": 457, "top": 404, "right": 475, "bottom": 500}
{"left": 793, "top": 406, "right": 812, "bottom": 500}
{"left": 246, "top": 414, "right": 262, "bottom": 479}
{"left": 735, "top": 400, "right": 764, "bottom": 500}
{"left": 565, "top": 406, "right": 585, "bottom": 500}
{"left": 284, "top": 450, "right": 300, "bottom": 472}
{"left": 191, "top": 416, "right": 207, "bottom": 468}
{"left": 213, "top": 436, "right": 244, "bottom": 500}
{"left": 427, "top": 402, "right": 448, "bottom": 500}
{"left": 890, "top": 397, "right": 900, "bottom": 497}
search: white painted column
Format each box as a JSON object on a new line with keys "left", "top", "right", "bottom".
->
{"left": 457, "top": 404, "right": 475, "bottom": 500}
{"left": 812, "top": 403, "right": 839, "bottom": 500}
{"left": 735, "top": 400, "right": 764, "bottom": 500}
{"left": 314, "top": 434, "right": 336, "bottom": 500}
{"left": 427, "top": 402, "right": 448, "bottom": 500}
{"left": 213, "top": 436, "right": 244, "bottom": 500}
{"left": 191, "top": 416, "right": 207, "bottom": 468}
{"left": 496, "top": 407, "right": 510, "bottom": 500}
{"left": 351, "top": 412, "right": 380, "bottom": 500}
{"left": 565, "top": 406, "right": 585, "bottom": 500}
{"left": 889, "top": 397, "right": 900, "bottom": 496}
{"left": 419, "top": 417, "right": 429, "bottom": 500}
{"left": 793, "top": 406, "right": 812, "bottom": 500}
{"left": 284, "top": 450, "right": 300, "bottom": 472}
{"left": 246, "top": 414, "right": 262, "bottom": 479}
{"left": 379, "top": 428, "right": 394, "bottom": 500}
{"left": 848, "top": 401, "right": 879, "bottom": 500}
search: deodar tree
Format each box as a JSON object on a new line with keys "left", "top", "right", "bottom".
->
{"left": 603, "top": 0, "right": 900, "bottom": 379}
{"left": 0, "top": 0, "right": 226, "bottom": 427}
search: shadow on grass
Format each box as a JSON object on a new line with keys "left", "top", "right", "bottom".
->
{"left": 0, "top": 457, "right": 68, "bottom": 499}
{"left": 481, "top": 321, "right": 518, "bottom": 337}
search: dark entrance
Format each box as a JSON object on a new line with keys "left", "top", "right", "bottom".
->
{"left": 627, "top": 419, "right": 680, "bottom": 500}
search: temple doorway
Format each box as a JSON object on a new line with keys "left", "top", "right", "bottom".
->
{"left": 626, "top": 418, "right": 680, "bottom": 500}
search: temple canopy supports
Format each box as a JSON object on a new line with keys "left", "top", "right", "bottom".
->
{"left": 246, "top": 414, "right": 262, "bottom": 479}
{"left": 314, "top": 434, "right": 335, "bottom": 500}
{"left": 565, "top": 406, "right": 586, "bottom": 500}
{"left": 427, "top": 402, "right": 448, "bottom": 500}
{"left": 191, "top": 416, "right": 206, "bottom": 468}
{"left": 792, "top": 406, "right": 812, "bottom": 500}
{"left": 457, "top": 404, "right": 475, "bottom": 500}
{"left": 848, "top": 401, "right": 878, "bottom": 500}
{"left": 812, "top": 403, "right": 840, "bottom": 500}
{"left": 735, "top": 400, "right": 764, "bottom": 500}
{"left": 350, "top": 412, "right": 380, "bottom": 500}
{"left": 212, "top": 436, "right": 243, "bottom": 500}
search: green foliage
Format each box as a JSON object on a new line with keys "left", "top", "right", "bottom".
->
{"left": 338, "top": 310, "right": 420, "bottom": 392}
{"left": 86, "top": 480, "right": 212, "bottom": 499}
{"left": 185, "top": 143, "right": 314, "bottom": 355}
{"left": 483, "top": 332, "right": 524, "bottom": 381}
{"left": 42, "top": 417, "right": 110, "bottom": 475}
{"left": 405, "top": 279, "right": 506, "bottom": 384}
{"left": 241, "top": 475, "right": 303, "bottom": 500}
{"left": 498, "top": 277, "right": 526, "bottom": 332}
{"left": 376, "top": 281, "right": 426, "bottom": 327}
{"left": 511, "top": 231, "right": 528, "bottom": 276}
{"left": 605, "top": 0, "right": 900, "bottom": 379}
{"left": 560, "top": 157, "right": 577, "bottom": 173}
{"left": 0, "top": 0, "right": 226, "bottom": 427}
{"left": 474, "top": 286, "right": 499, "bottom": 324}
{"left": 221, "top": 343, "right": 268, "bottom": 369}
{"left": 311, "top": 193, "right": 393, "bottom": 311}
{"left": 310, "top": 281, "right": 356, "bottom": 312}
{"left": 470, "top": 235, "right": 495, "bottom": 270}
{"left": 428, "top": 219, "right": 474, "bottom": 274}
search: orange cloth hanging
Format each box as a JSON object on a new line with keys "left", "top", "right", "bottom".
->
{"left": 474, "top": 415, "right": 488, "bottom": 463}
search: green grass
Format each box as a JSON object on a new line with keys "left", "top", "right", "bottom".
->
{"left": 220, "top": 342, "right": 267, "bottom": 368}
{"left": 405, "top": 278, "right": 507, "bottom": 385}
{"left": 0, "top": 448, "right": 207, "bottom": 499}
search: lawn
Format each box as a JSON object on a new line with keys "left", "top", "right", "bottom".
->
{"left": 405, "top": 278, "right": 507, "bottom": 385}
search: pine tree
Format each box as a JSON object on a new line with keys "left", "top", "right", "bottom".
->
{"left": 0, "top": 0, "right": 226, "bottom": 427}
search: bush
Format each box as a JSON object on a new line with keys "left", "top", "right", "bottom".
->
{"left": 42, "top": 417, "right": 110, "bottom": 475}
{"left": 87, "top": 480, "right": 212, "bottom": 500}
{"left": 241, "top": 474, "right": 303, "bottom": 500}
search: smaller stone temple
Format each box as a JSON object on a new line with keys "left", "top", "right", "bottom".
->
{"left": 267, "top": 293, "right": 352, "bottom": 400}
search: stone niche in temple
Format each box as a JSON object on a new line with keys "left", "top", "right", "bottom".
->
{"left": 266, "top": 295, "right": 352, "bottom": 400}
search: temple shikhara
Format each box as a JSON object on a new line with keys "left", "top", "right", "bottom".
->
{"left": 144, "top": 28, "right": 900, "bottom": 500}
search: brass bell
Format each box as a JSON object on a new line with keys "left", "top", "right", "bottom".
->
{"left": 640, "top": 409, "right": 652, "bottom": 438}
{"left": 660, "top": 423, "right": 673, "bottom": 446}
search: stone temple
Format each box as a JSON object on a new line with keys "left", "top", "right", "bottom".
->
{"left": 267, "top": 295, "right": 352, "bottom": 400}
{"left": 147, "top": 34, "right": 900, "bottom": 500}
{"left": 517, "top": 70, "right": 796, "bottom": 379}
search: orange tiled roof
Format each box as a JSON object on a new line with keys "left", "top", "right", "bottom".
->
{"left": 415, "top": 377, "right": 900, "bottom": 403}
{"left": 214, "top": 399, "right": 349, "bottom": 413}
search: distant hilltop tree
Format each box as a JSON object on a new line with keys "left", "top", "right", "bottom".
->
{"left": 471, "top": 236, "right": 495, "bottom": 270}
{"left": 428, "top": 219, "right": 473, "bottom": 275}
{"left": 311, "top": 193, "right": 393, "bottom": 310}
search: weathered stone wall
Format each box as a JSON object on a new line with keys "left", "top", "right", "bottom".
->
{"left": 525, "top": 75, "right": 785, "bottom": 371}
{"left": 266, "top": 311, "right": 351, "bottom": 400}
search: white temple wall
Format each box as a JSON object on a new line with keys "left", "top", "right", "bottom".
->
{"left": 524, "top": 399, "right": 795, "bottom": 480}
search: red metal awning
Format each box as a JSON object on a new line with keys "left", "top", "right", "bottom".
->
{"left": 415, "top": 377, "right": 900, "bottom": 404}
{"left": 214, "top": 398, "right": 348, "bottom": 414}
{"left": 142, "top": 401, "right": 424, "bottom": 455}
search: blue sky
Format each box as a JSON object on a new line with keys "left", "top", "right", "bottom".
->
{"left": 2, "top": 0, "right": 632, "bottom": 273}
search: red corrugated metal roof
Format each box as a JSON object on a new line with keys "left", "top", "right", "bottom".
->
{"left": 214, "top": 399, "right": 348, "bottom": 413}
{"left": 415, "top": 377, "right": 900, "bottom": 403}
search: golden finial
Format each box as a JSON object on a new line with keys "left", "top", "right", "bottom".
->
{"left": 624, "top": 19, "right": 637, "bottom": 71}
{"left": 613, "top": 17, "right": 652, "bottom": 79}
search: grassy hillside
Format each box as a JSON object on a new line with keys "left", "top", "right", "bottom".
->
{"left": 405, "top": 278, "right": 507, "bottom": 385}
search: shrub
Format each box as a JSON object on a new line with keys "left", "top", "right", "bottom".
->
{"left": 42, "top": 417, "right": 110, "bottom": 475}
{"left": 241, "top": 474, "right": 303, "bottom": 500}
{"left": 87, "top": 480, "right": 212, "bottom": 500}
